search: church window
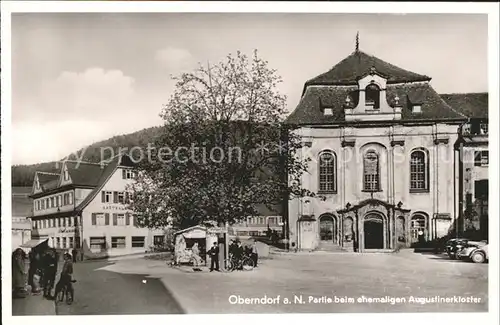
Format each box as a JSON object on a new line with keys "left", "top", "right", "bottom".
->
{"left": 318, "top": 151, "right": 337, "bottom": 193}
{"left": 365, "top": 84, "right": 380, "bottom": 109}
{"left": 363, "top": 150, "right": 380, "bottom": 191}
{"left": 410, "top": 149, "right": 429, "bottom": 192}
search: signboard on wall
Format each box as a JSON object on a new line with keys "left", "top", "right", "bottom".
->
{"left": 102, "top": 205, "right": 128, "bottom": 211}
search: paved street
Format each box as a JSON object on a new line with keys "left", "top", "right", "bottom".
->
{"left": 99, "top": 250, "right": 488, "bottom": 313}
{"left": 55, "top": 260, "right": 184, "bottom": 315}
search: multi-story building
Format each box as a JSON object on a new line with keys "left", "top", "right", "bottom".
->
{"left": 444, "top": 93, "right": 489, "bottom": 240}
{"left": 12, "top": 187, "right": 33, "bottom": 251}
{"left": 230, "top": 205, "right": 284, "bottom": 237}
{"left": 285, "top": 47, "right": 486, "bottom": 252}
{"left": 29, "top": 154, "right": 165, "bottom": 258}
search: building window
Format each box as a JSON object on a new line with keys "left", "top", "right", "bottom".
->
{"left": 123, "top": 169, "right": 135, "bottom": 179}
{"left": 318, "top": 151, "right": 337, "bottom": 193}
{"left": 62, "top": 237, "right": 67, "bottom": 249}
{"left": 154, "top": 236, "right": 165, "bottom": 246}
{"left": 91, "top": 213, "right": 106, "bottom": 226}
{"left": 111, "top": 237, "right": 126, "bottom": 249}
{"left": 412, "top": 105, "right": 422, "bottom": 114}
{"left": 102, "top": 191, "right": 113, "bottom": 203}
{"left": 69, "top": 237, "right": 74, "bottom": 248}
{"left": 64, "top": 168, "right": 69, "bottom": 181}
{"left": 69, "top": 192, "right": 74, "bottom": 205}
{"left": 410, "top": 150, "right": 428, "bottom": 192}
{"left": 46, "top": 198, "right": 50, "bottom": 208}
{"left": 117, "top": 214, "right": 126, "bottom": 226}
{"left": 56, "top": 237, "right": 61, "bottom": 248}
{"left": 324, "top": 108, "right": 334, "bottom": 116}
{"left": 363, "top": 150, "right": 380, "bottom": 191}
{"left": 365, "top": 84, "right": 380, "bottom": 109}
{"left": 132, "top": 236, "right": 145, "bottom": 248}
{"left": 117, "top": 192, "right": 125, "bottom": 204}
{"left": 474, "top": 150, "right": 489, "bottom": 167}
{"left": 90, "top": 237, "right": 106, "bottom": 251}
{"left": 74, "top": 216, "right": 79, "bottom": 227}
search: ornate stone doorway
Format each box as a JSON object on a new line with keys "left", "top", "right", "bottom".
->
{"left": 319, "top": 214, "right": 336, "bottom": 243}
{"left": 363, "top": 213, "right": 384, "bottom": 249}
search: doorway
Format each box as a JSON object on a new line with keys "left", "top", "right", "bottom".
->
{"left": 364, "top": 214, "right": 384, "bottom": 249}
{"left": 319, "top": 215, "right": 335, "bottom": 243}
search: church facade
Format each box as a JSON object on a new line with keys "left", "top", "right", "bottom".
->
{"left": 285, "top": 49, "right": 480, "bottom": 252}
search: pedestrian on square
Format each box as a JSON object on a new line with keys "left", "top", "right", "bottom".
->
{"left": 191, "top": 243, "right": 202, "bottom": 267}
{"left": 209, "top": 242, "right": 220, "bottom": 272}
{"left": 234, "top": 241, "right": 244, "bottom": 270}
{"left": 72, "top": 249, "right": 78, "bottom": 263}
{"left": 42, "top": 249, "right": 57, "bottom": 299}
{"left": 54, "top": 253, "right": 74, "bottom": 301}
{"left": 251, "top": 240, "right": 259, "bottom": 267}
{"left": 12, "top": 248, "right": 27, "bottom": 298}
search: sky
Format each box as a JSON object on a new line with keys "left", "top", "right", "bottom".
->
{"left": 11, "top": 13, "right": 488, "bottom": 165}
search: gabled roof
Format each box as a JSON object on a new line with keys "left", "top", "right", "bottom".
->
{"left": 74, "top": 154, "right": 135, "bottom": 212}
{"left": 286, "top": 82, "right": 465, "bottom": 125}
{"left": 440, "top": 93, "right": 488, "bottom": 118}
{"left": 37, "top": 172, "right": 60, "bottom": 192}
{"left": 304, "top": 50, "right": 431, "bottom": 91}
{"left": 65, "top": 161, "right": 107, "bottom": 187}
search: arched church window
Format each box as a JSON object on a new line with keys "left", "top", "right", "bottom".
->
{"left": 410, "top": 149, "right": 429, "bottom": 192}
{"left": 318, "top": 151, "right": 337, "bottom": 193}
{"left": 363, "top": 150, "right": 380, "bottom": 191}
{"left": 365, "top": 84, "right": 380, "bottom": 109}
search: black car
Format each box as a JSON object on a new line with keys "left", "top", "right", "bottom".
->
{"left": 445, "top": 238, "right": 469, "bottom": 259}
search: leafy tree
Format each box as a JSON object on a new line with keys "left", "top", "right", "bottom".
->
{"left": 128, "top": 50, "right": 314, "bottom": 231}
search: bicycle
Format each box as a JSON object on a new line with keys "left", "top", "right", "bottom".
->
{"left": 56, "top": 279, "right": 76, "bottom": 305}
{"left": 222, "top": 254, "right": 254, "bottom": 272}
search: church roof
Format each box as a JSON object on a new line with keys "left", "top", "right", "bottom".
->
{"left": 303, "top": 50, "right": 431, "bottom": 91}
{"left": 286, "top": 49, "right": 471, "bottom": 125}
{"left": 440, "top": 93, "right": 488, "bottom": 118}
{"left": 286, "top": 82, "right": 466, "bottom": 125}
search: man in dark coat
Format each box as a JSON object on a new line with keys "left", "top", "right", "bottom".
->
{"left": 72, "top": 249, "right": 78, "bottom": 263}
{"left": 54, "top": 253, "right": 74, "bottom": 301}
{"left": 233, "top": 242, "right": 244, "bottom": 270}
{"left": 208, "top": 242, "right": 219, "bottom": 272}
{"left": 42, "top": 249, "right": 58, "bottom": 299}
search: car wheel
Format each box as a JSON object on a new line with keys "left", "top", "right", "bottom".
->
{"left": 471, "top": 251, "right": 485, "bottom": 263}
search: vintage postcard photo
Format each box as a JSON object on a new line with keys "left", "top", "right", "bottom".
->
{"left": 1, "top": 2, "right": 498, "bottom": 324}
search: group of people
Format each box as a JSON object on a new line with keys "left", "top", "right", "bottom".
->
{"left": 12, "top": 247, "right": 75, "bottom": 301}
{"left": 206, "top": 239, "right": 259, "bottom": 272}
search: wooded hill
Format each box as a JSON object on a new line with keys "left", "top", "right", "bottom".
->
{"left": 11, "top": 126, "right": 163, "bottom": 187}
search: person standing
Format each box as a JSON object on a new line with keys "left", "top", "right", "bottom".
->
{"left": 42, "top": 249, "right": 57, "bottom": 299}
{"left": 12, "top": 248, "right": 27, "bottom": 298}
{"left": 251, "top": 240, "right": 259, "bottom": 267}
{"left": 72, "top": 249, "right": 78, "bottom": 263}
{"left": 54, "top": 253, "right": 74, "bottom": 301}
{"left": 234, "top": 241, "right": 244, "bottom": 270}
{"left": 208, "top": 242, "right": 219, "bottom": 272}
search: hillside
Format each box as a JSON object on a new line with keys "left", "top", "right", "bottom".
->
{"left": 11, "top": 126, "right": 163, "bottom": 187}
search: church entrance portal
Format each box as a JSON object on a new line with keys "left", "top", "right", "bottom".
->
{"left": 319, "top": 215, "right": 335, "bottom": 243}
{"left": 364, "top": 214, "right": 384, "bottom": 249}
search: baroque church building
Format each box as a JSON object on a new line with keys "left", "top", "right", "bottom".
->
{"left": 286, "top": 47, "right": 478, "bottom": 252}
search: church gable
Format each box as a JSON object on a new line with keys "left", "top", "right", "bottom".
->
{"left": 287, "top": 47, "right": 465, "bottom": 125}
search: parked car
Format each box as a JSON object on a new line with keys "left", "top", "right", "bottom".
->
{"left": 445, "top": 238, "right": 469, "bottom": 259}
{"left": 458, "top": 241, "right": 489, "bottom": 263}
